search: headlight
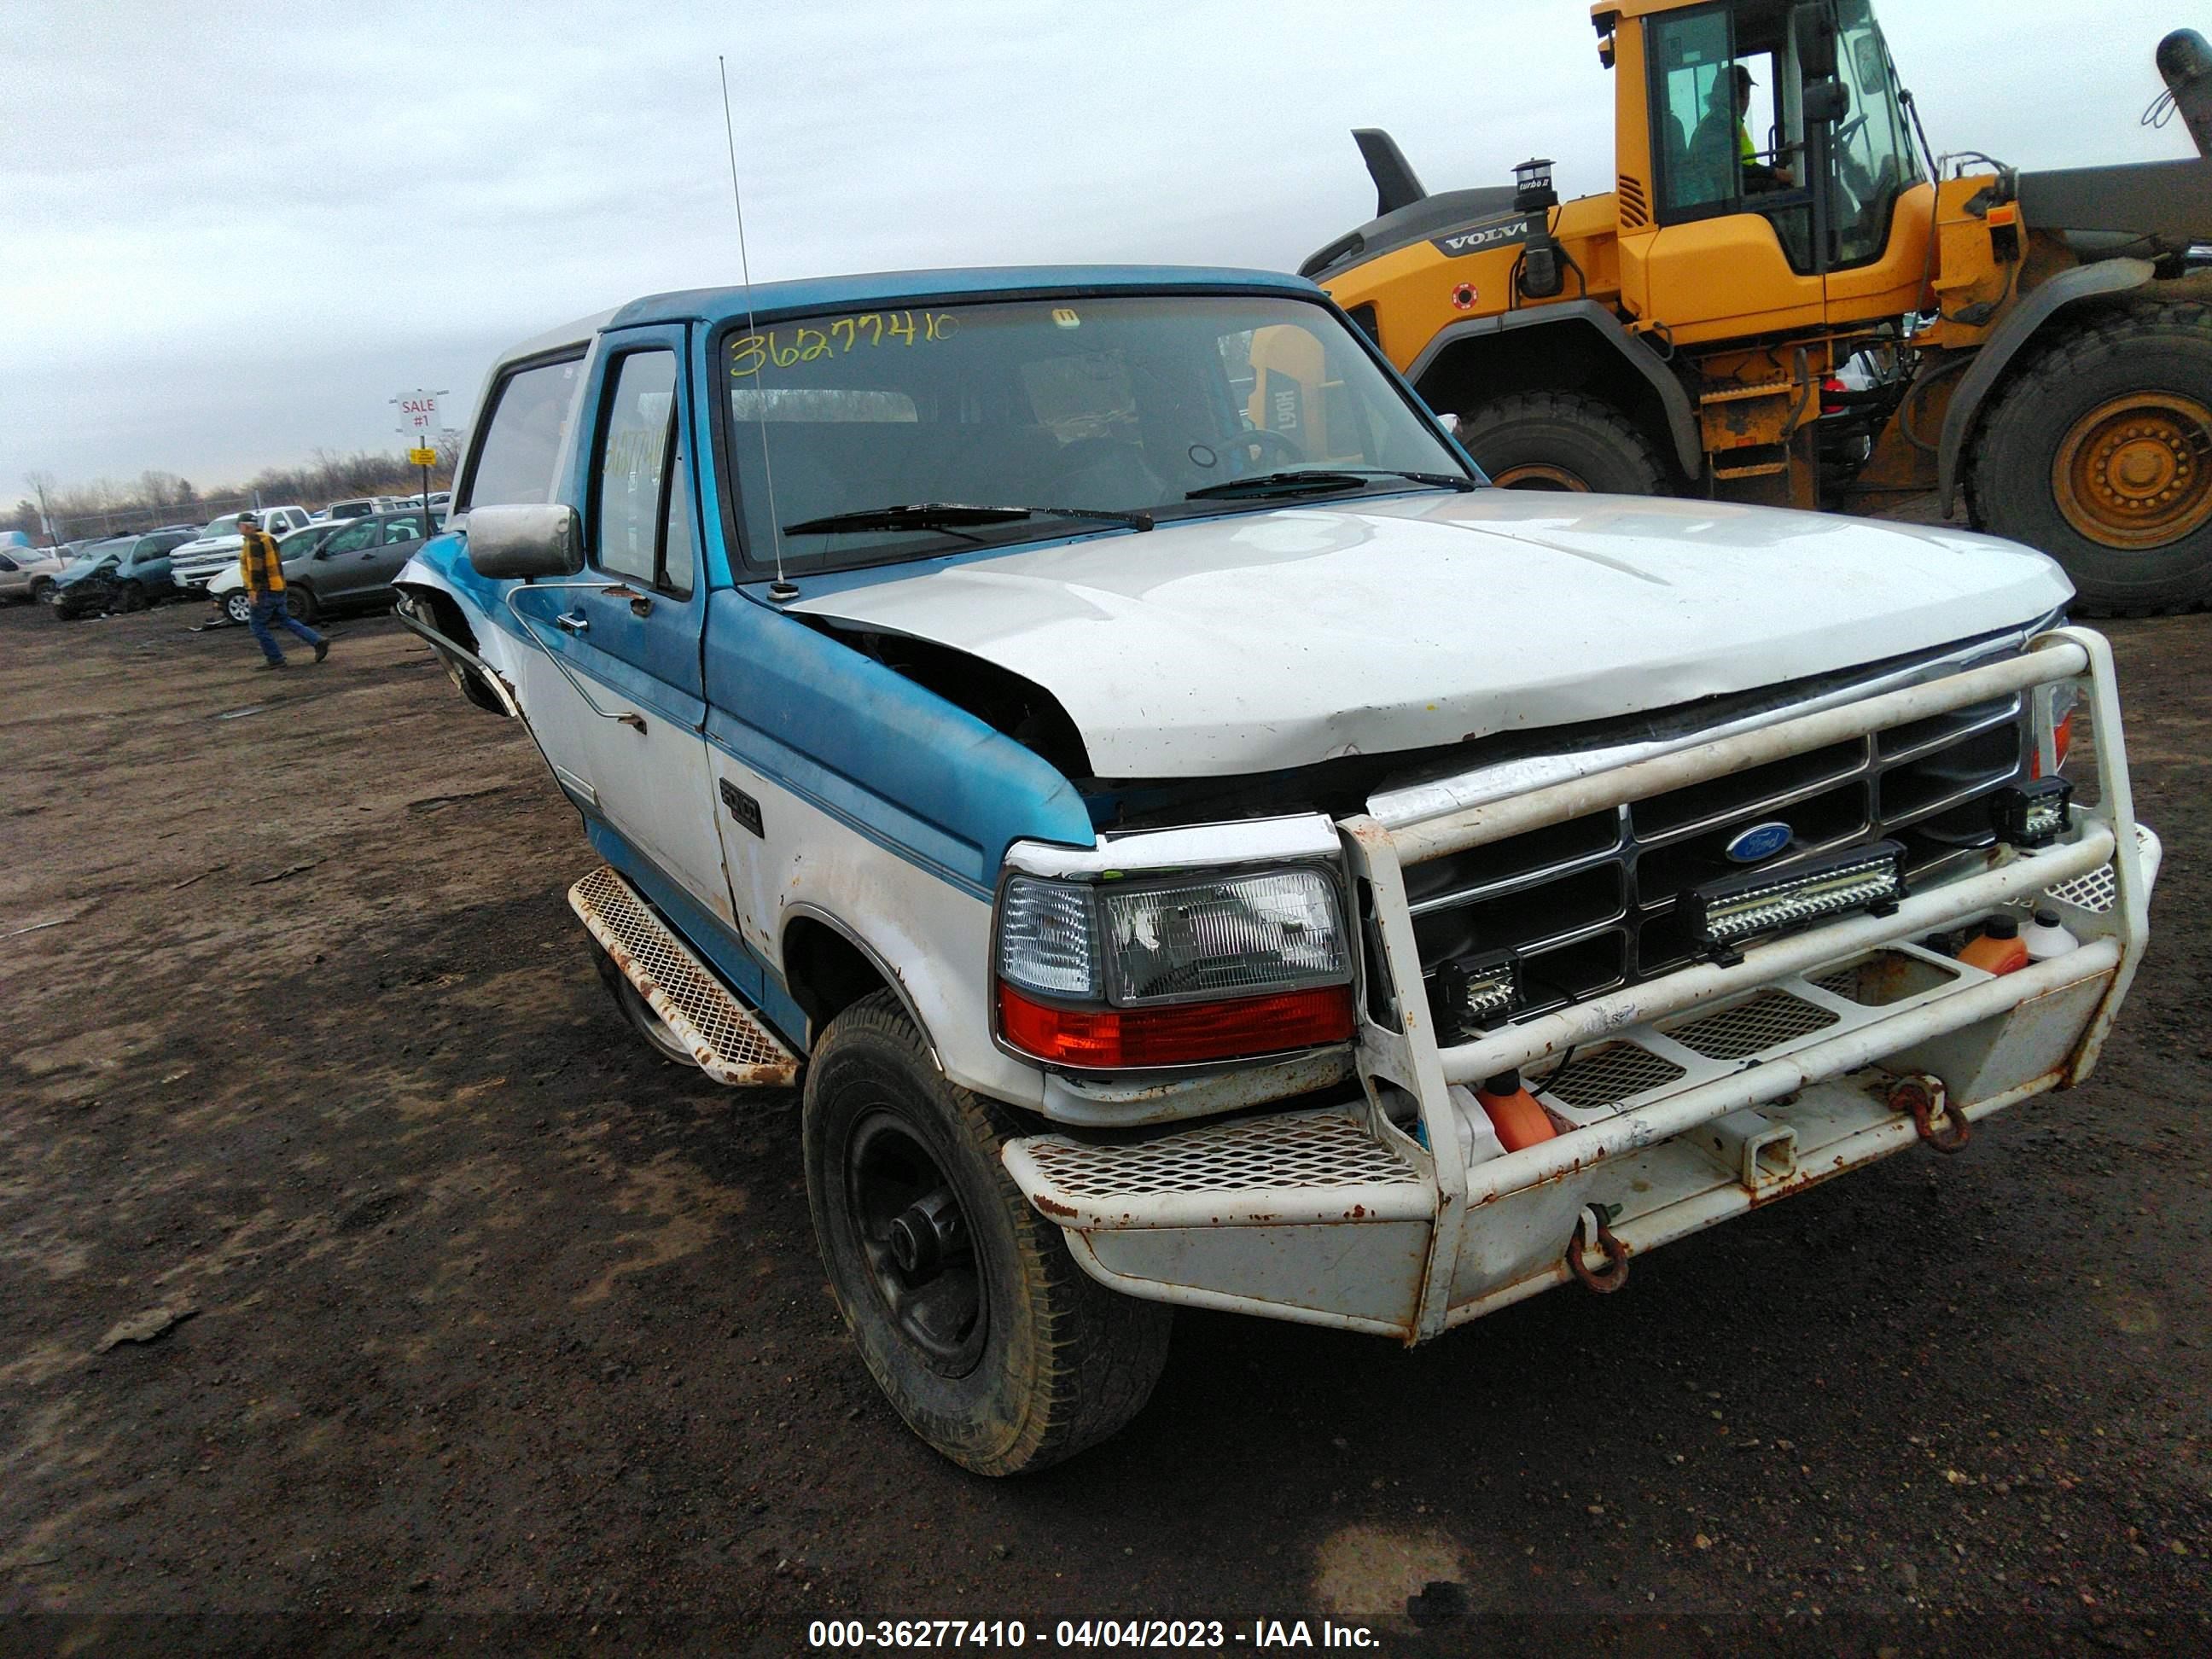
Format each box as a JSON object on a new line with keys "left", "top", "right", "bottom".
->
{"left": 995, "top": 866, "right": 1354, "bottom": 1068}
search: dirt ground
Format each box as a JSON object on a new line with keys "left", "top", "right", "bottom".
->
{"left": 1, "top": 591, "right": 2207, "bottom": 1656}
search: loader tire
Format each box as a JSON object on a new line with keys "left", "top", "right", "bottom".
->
{"left": 1968, "top": 302, "right": 2212, "bottom": 614}
{"left": 1456, "top": 392, "right": 1669, "bottom": 496}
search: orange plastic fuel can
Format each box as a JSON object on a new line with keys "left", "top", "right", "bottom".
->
{"left": 1476, "top": 1068, "right": 1558, "bottom": 1151}
{"left": 1958, "top": 915, "right": 2029, "bottom": 975}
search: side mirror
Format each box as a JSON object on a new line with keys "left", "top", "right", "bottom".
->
{"left": 1803, "top": 79, "right": 1851, "bottom": 125}
{"left": 1436, "top": 411, "right": 1463, "bottom": 439}
{"left": 463, "top": 504, "right": 585, "bottom": 579}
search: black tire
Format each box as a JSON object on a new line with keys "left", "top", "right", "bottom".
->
{"left": 803, "top": 992, "right": 1172, "bottom": 1476}
{"left": 28, "top": 578, "right": 53, "bottom": 605}
{"left": 286, "top": 585, "right": 320, "bottom": 623}
{"left": 1455, "top": 391, "right": 1669, "bottom": 495}
{"left": 115, "top": 581, "right": 148, "bottom": 614}
{"left": 222, "top": 591, "right": 253, "bottom": 626}
{"left": 1967, "top": 302, "right": 2212, "bottom": 615}
{"left": 589, "top": 940, "right": 700, "bottom": 1068}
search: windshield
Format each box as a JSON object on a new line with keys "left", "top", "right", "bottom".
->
{"left": 201, "top": 515, "right": 242, "bottom": 537}
{"left": 722, "top": 292, "right": 1468, "bottom": 573}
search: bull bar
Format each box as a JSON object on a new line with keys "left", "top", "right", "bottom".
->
{"left": 1005, "top": 627, "right": 2155, "bottom": 1341}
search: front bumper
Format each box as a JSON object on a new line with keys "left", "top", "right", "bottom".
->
{"left": 1003, "top": 627, "right": 2157, "bottom": 1340}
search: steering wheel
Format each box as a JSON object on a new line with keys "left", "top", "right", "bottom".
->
{"left": 1221, "top": 426, "right": 1307, "bottom": 471}
{"left": 1832, "top": 112, "right": 1870, "bottom": 151}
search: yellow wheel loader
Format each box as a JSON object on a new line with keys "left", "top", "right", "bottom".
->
{"left": 1301, "top": 0, "right": 2212, "bottom": 614}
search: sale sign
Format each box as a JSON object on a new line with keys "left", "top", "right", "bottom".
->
{"left": 397, "top": 391, "right": 443, "bottom": 433}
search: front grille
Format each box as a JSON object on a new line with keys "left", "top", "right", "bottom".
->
{"left": 1411, "top": 691, "right": 2027, "bottom": 1027}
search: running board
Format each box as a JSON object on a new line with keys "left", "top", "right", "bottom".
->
{"left": 568, "top": 865, "right": 800, "bottom": 1087}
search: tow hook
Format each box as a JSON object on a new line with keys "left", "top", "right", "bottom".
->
{"left": 1892, "top": 1073, "right": 1971, "bottom": 1154}
{"left": 1568, "top": 1203, "right": 1631, "bottom": 1293}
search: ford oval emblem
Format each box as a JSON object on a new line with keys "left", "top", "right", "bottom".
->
{"left": 1725, "top": 821, "right": 1794, "bottom": 864}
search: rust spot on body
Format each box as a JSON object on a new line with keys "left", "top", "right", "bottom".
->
{"left": 1033, "top": 1196, "right": 1078, "bottom": 1219}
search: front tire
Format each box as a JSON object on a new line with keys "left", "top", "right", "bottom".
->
{"left": 1455, "top": 391, "right": 1669, "bottom": 494}
{"left": 29, "top": 578, "right": 54, "bottom": 605}
{"left": 115, "top": 581, "right": 148, "bottom": 613}
{"left": 1969, "top": 302, "right": 2212, "bottom": 614}
{"left": 804, "top": 992, "right": 1172, "bottom": 1476}
{"left": 285, "top": 585, "right": 320, "bottom": 623}
{"left": 222, "top": 591, "right": 253, "bottom": 626}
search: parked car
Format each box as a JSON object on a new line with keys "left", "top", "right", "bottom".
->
{"left": 0, "top": 543, "right": 67, "bottom": 604}
{"left": 206, "top": 509, "right": 428, "bottom": 623}
{"left": 48, "top": 537, "right": 148, "bottom": 619}
{"left": 317, "top": 498, "right": 386, "bottom": 521}
{"left": 394, "top": 267, "right": 2156, "bottom": 1474}
{"left": 166, "top": 508, "right": 313, "bottom": 586}
{"left": 182, "top": 520, "right": 347, "bottom": 614}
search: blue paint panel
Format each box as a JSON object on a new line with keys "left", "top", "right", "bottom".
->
{"left": 607, "top": 265, "right": 1323, "bottom": 335}
{"left": 701, "top": 591, "right": 1094, "bottom": 894}
{"left": 585, "top": 818, "right": 812, "bottom": 1052}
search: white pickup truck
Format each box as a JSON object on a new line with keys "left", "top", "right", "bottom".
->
{"left": 395, "top": 266, "right": 2157, "bottom": 1476}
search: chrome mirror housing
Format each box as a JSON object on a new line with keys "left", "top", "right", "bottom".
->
{"left": 463, "top": 504, "right": 585, "bottom": 579}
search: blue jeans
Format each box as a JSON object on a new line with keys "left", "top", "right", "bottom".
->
{"left": 248, "top": 592, "right": 323, "bottom": 662}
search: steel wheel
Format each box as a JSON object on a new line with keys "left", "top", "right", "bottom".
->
{"left": 2052, "top": 392, "right": 2212, "bottom": 550}
{"left": 842, "top": 1109, "right": 987, "bottom": 1376}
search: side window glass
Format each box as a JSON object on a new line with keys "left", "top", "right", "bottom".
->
{"left": 463, "top": 355, "right": 585, "bottom": 509}
{"left": 1650, "top": 7, "right": 1737, "bottom": 219}
{"left": 329, "top": 524, "right": 375, "bottom": 554}
{"left": 662, "top": 425, "right": 695, "bottom": 596}
{"left": 593, "top": 352, "right": 677, "bottom": 587}
{"left": 384, "top": 517, "right": 423, "bottom": 544}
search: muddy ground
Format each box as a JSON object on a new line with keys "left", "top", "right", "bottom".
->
{"left": 1, "top": 591, "right": 2207, "bottom": 1657}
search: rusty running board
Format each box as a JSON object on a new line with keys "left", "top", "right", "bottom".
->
{"left": 568, "top": 865, "right": 800, "bottom": 1087}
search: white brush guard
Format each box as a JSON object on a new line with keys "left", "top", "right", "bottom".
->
{"left": 1003, "top": 627, "right": 2157, "bottom": 1341}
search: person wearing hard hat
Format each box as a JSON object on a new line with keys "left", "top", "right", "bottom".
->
{"left": 1693, "top": 63, "right": 1793, "bottom": 198}
{"left": 237, "top": 512, "right": 329, "bottom": 670}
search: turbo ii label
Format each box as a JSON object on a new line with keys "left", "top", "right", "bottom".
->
{"left": 1430, "top": 213, "right": 1536, "bottom": 258}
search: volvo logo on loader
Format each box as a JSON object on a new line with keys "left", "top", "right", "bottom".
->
{"left": 1726, "top": 821, "right": 1795, "bottom": 864}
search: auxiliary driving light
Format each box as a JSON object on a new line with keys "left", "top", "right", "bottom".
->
{"left": 1435, "top": 949, "right": 1522, "bottom": 1038}
{"left": 1991, "top": 777, "right": 2072, "bottom": 848}
{"left": 1681, "top": 841, "right": 1908, "bottom": 964}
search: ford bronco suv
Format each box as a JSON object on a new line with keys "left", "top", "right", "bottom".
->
{"left": 396, "top": 266, "right": 2156, "bottom": 1476}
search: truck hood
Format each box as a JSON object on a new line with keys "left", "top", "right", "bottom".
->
{"left": 785, "top": 491, "right": 2074, "bottom": 780}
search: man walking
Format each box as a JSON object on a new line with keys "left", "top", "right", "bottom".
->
{"left": 238, "top": 512, "right": 328, "bottom": 670}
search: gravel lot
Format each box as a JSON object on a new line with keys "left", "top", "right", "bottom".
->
{"left": 1, "top": 596, "right": 2206, "bottom": 1656}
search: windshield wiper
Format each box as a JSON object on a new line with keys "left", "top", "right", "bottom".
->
{"left": 1185, "top": 466, "right": 1481, "bottom": 501}
{"left": 782, "top": 502, "right": 1153, "bottom": 537}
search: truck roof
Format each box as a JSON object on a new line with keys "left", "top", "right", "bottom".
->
{"left": 602, "top": 265, "right": 1324, "bottom": 334}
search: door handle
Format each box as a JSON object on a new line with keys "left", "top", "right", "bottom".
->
{"left": 554, "top": 610, "right": 589, "bottom": 636}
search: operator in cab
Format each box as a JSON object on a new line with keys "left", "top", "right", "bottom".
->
{"left": 1693, "top": 63, "right": 1795, "bottom": 194}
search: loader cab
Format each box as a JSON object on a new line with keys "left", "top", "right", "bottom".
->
{"left": 1606, "top": 0, "right": 1923, "bottom": 335}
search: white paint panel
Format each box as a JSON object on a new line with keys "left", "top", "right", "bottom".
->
{"left": 704, "top": 743, "right": 1046, "bottom": 1107}
{"left": 790, "top": 491, "right": 2071, "bottom": 777}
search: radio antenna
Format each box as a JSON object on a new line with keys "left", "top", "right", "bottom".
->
{"left": 719, "top": 55, "right": 795, "bottom": 600}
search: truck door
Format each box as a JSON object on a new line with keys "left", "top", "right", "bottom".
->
{"left": 514, "top": 325, "right": 737, "bottom": 928}
{"left": 1621, "top": 0, "right": 1828, "bottom": 339}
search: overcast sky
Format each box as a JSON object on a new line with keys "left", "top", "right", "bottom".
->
{"left": 2, "top": 0, "right": 2197, "bottom": 498}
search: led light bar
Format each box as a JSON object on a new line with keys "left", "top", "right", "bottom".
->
{"left": 1435, "top": 949, "right": 1521, "bottom": 1037}
{"left": 1680, "top": 840, "right": 1907, "bottom": 963}
{"left": 1991, "top": 777, "right": 2071, "bottom": 848}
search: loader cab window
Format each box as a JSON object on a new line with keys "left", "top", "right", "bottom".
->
{"left": 1828, "top": 0, "right": 1921, "bottom": 265}
{"left": 1649, "top": 3, "right": 1814, "bottom": 269}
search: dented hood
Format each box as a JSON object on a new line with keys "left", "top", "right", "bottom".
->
{"left": 788, "top": 492, "right": 2071, "bottom": 779}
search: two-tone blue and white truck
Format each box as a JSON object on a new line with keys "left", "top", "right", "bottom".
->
{"left": 397, "top": 265, "right": 2157, "bottom": 1475}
